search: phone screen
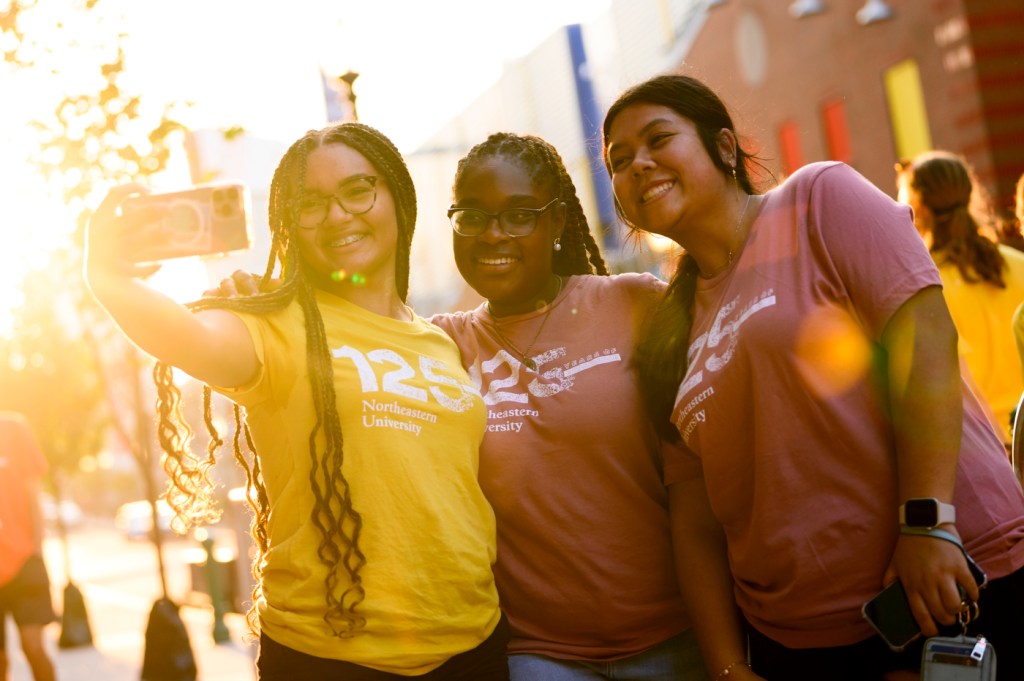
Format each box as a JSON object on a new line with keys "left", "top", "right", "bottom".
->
{"left": 862, "top": 580, "right": 921, "bottom": 651}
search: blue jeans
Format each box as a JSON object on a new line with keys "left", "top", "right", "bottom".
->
{"left": 507, "top": 629, "right": 709, "bottom": 681}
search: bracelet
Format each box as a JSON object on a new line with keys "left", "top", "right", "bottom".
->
{"left": 898, "top": 525, "right": 962, "bottom": 547}
{"left": 715, "top": 660, "right": 751, "bottom": 680}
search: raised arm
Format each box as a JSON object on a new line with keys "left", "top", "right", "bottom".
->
{"left": 881, "top": 285, "right": 978, "bottom": 636}
{"left": 85, "top": 184, "right": 258, "bottom": 388}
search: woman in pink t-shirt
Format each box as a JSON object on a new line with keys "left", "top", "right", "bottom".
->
{"left": 435, "top": 132, "right": 707, "bottom": 680}
{"left": 602, "top": 74, "right": 1024, "bottom": 681}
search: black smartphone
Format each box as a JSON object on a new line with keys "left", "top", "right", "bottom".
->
{"left": 863, "top": 579, "right": 922, "bottom": 652}
{"left": 862, "top": 553, "right": 988, "bottom": 652}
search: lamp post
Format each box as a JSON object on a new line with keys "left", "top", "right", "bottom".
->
{"left": 196, "top": 527, "right": 230, "bottom": 644}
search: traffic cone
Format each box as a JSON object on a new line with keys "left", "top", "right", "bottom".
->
{"left": 57, "top": 581, "right": 93, "bottom": 648}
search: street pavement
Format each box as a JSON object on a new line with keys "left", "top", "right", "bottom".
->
{"left": 5, "top": 610, "right": 257, "bottom": 681}
{"left": 5, "top": 523, "right": 258, "bottom": 681}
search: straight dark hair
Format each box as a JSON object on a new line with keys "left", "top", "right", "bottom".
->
{"left": 602, "top": 74, "right": 760, "bottom": 441}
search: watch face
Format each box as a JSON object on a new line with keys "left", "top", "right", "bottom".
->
{"left": 904, "top": 499, "right": 938, "bottom": 527}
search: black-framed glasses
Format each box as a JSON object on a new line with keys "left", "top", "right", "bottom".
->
{"left": 293, "top": 175, "right": 378, "bottom": 229}
{"left": 447, "top": 198, "right": 559, "bottom": 238}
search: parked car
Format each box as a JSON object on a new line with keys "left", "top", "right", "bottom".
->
{"left": 114, "top": 499, "right": 173, "bottom": 540}
{"left": 40, "top": 493, "right": 84, "bottom": 529}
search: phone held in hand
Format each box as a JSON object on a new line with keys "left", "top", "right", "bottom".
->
{"left": 122, "top": 183, "right": 252, "bottom": 263}
{"left": 861, "top": 552, "right": 988, "bottom": 653}
{"left": 862, "top": 579, "right": 922, "bottom": 652}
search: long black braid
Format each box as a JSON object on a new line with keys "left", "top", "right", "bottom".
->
{"left": 153, "top": 122, "right": 417, "bottom": 638}
{"left": 452, "top": 132, "right": 609, "bottom": 276}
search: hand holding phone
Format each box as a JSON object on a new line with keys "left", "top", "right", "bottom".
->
{"left": 862, "top": 549, "right": 987, "bottom": 652}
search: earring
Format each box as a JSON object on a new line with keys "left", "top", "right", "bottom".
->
{"left": 731, "top": 167, "right": 738, "bottom": 180}
{"left": 553, "top": 238, "right": 562, "bottom": 252}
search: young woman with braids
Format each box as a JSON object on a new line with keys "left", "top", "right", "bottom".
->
{"left": 895, "top": 151, "right": 1024, "bottom": 445}
{"left": 217, "top": 131, "right": 709, "bottom": 680}
{"left": 85, "top": 122, "right": 509, "bottom": 680}
{"left": 434, "top": 132, "right": 708, "bottom": 680}
{"left": 602, "top": 74, "right": 1024, "bottom": 681}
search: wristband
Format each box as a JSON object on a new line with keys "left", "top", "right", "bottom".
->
{"left": 899, "top": 525, "right": 962, "bottom": 547}
{"left": 899, "top": 525, "right": 988, "bottom": 588}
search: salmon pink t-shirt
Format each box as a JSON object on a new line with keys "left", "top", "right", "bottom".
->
{"left": 671, "top": 162, "right": 1024, "bottom": 648}
{"left": 433, "top": 273, "right": 696, "bottom": 660}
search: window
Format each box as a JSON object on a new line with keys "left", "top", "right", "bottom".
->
{"left": 779, "top": 120, "right": 804, "bottom": 175}
{"left": 822, "top": 99, "right": 852, "bottom": 163}
{"left": 884, "top": 59, "right": 933, "bottom": 160}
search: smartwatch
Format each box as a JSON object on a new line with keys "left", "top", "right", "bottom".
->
{"left": 899, "top": 498, "right": 956, "bottom": 528}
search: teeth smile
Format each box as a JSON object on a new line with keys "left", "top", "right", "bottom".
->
{"left": 642, "top": 182, "right": 673, "bottom": 203}
{"left": 478, "top": 257, "right": 516, "bottom": 265}
{"left": 329, "top": 234, "right": 366, "bottom": 247}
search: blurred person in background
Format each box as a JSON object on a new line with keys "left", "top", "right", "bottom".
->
{"left": 0, "top": 411, "right": 57, "bottom": 681}
{"left": 896, "top": 151, "right": 1024, "bottom": 447}
{"left": 1011, "top": 172, "right": 1024, "bottom": 390}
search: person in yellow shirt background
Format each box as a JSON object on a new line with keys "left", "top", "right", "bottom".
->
{"left": 1010, "top": 172, "right": 1024, "bottom": 388}
{"left": 897, "top": 152, "right": 1024, "bottom": 446}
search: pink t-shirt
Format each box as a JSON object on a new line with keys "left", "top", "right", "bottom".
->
{"left": 0, "top": 412, "right": 48, "bottom": 586}
{"left": 671, "top": 162, "right": 1024, "bottom": 648}
{"left": 432, "top": 273, "right": 696, "bottom": 660}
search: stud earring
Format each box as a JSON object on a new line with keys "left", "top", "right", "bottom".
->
{"left": 553, "top": 238, "right": 562, "bottom": 252}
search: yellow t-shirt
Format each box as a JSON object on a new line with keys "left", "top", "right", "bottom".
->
{"left": 222, "top": 290, "right": 499, "bottom": 674}
{"left": 937, "top": 243, "right": 1024, "bottom": 440}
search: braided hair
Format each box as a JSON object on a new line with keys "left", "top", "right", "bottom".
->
{"left": 452, "top": 132, "right": 609, "bottom": 276}
{"left": 601, "top": 74, "right": 762, "bottom": 441}
{"left": 153, "top": 122, "right": 417, "bottom": 638}
{"left": 899, "top": 150, "right": 1005, "bottom": 288}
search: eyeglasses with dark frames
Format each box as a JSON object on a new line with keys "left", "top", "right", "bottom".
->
{"left": 293, "top": 175, "right": 378, "bottom": 229}
{"left": 447, "top": 198, "right": 559, "bottom": 238}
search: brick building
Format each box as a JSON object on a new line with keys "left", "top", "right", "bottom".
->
{"left": 680, "top": 0, "right": 1023, "bottom": 215}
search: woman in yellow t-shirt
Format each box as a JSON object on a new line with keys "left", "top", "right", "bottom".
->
{"left": 897, "top": 151, "right": 1024, "bottom": 445}
{"left": 85, "top": 123, "right": 507, "bottom": 680}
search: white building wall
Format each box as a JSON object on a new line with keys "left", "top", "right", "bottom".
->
{"left": 406, "top": 1, "right": 714, "bottom": 314}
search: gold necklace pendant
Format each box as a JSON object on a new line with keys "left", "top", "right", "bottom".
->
{"left": 700, "top": 193, "right": 753, "bottom": 279}
{"left": 488, "top": 275, "right": 563, "bottom": 370}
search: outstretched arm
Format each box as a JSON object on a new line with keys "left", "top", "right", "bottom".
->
{"left": 85, "top": 184, "right": 258, "bottom": 388}
{"left": 881, "top": 285, "right": 978, "bottom": 636}
{"left": 669, "top": 478, "right": 764, "bottom": 680}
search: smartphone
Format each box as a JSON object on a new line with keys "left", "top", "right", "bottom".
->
{"left": 862, "top": 579, "right": 922, "bottom": 652}
{"left": 921, "top": 636, "right": 996, "bottom": 680}
{"left": 862, "top": 554, "right": 988, "bottom": 652}
{"left": 122, "top": 183, "right": 252, "bottom": 263}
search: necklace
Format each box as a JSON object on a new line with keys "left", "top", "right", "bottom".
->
{"left": 700, "top": 193, "right": 753, "bottom": 278}
{"left": 487, "top": 275, "right": 563, "bottom": 371}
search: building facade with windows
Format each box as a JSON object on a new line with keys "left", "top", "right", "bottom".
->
{"left": 680, "top": 0, "right": 1023, "bottom": 215}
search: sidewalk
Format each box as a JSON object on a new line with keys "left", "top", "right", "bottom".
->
{"left": 5, "top": 525, "right": 257, "bottom": 681}
{"left": 5, "top": 605, "right": 257, "bottom": 681}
